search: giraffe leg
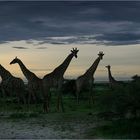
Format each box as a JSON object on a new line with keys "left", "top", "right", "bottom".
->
{"left": 23, "top": 90, "right": 27, "bottom": 105}
{"left": 18, "top": 88, "right": 25, "bottom": 104}
{"left": 57, "top": 83, "right": 65, "bottom": 112}
{"left": 76, "top": 89, "right": 81, "bottom": 105}
{"left": 89, "top": 84, "right": 94, "bottom": 106}
{"left": 31, "top": 90, "right": 36, "bottom": 104}
{"left": 28, "top": 89, "right": 33, "bottom": 105}
{"left": 43, "top": 86, "right": 49, "bottom": 113}
{"left": 28, "top": 91, "right": 31, "bottom": 105}
{"left": 57, "top": 84, "right": 60, "bottom": 112}
{"left": 28, "top": 90, "right": 35, "bottom": 104}
{"left": 16, "top": 90, "right": 20, "bottom": 105}
{"left": 43, "top": 95, "right": 49, "bottom": 113}
{"left": 91, "top": 88, "right": 94, "bottom": 105}
{"left": 43, "top": 101, "right": 48, "bottom": 113}
{"left": 46, "top": 87, "right": 50, "bottom": 110}
{"left": 91, "top": 93, "right": 94, "bottom": 104}
{"left": 48, "top": 89, "right": 51, "bottom": 108}
{"left": 17, "top": 88, "right": 25, "bottom": 105}
{"left": 20, "top": 89, "right": 26, "bottom": 104}
{"left": 57, "top": 93, "right": 60, "bottom": 112}
{"left": 1, "top": 88, "right": 6, "bottom": 98}
{"left": 59, "top": 92, "right": 65, "bottom": 112}
{"left": 76, "top": 84, "right": 82, "bottom": 105}
{"left": 57, "top": 93, "right": 64, "bottom": 112}
{"left": 76, "top": 91, "right": 79, "bottom": 104}
{"left": 89, "top": 91, "right": 94, "bottom": 106}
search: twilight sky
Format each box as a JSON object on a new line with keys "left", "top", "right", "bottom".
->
{"left": 0, "top": 1, "right": 140, "bottom": 82}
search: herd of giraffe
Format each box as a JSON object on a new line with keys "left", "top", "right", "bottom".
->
{"left": 0, "top": 48, "right": 121, "bottom": 113}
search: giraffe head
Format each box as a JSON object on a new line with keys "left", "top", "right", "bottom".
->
{"left": 98, "top": 51, "right": 104, "bottom": 60}
{"left": 71, "top": 48, "right": 79, "bottom": 58}
{"left": 10, "top": 57, "right": 20, "bottom": 65}
{"left": 105, "top": 65, "right": 111, "bottom": 69}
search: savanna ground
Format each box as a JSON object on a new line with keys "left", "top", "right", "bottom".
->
{"left": 0, "top": 81, "right": 140, "bottom": 139}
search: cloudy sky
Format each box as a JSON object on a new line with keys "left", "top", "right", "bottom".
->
{"left": 0, "top": 1, "right": 140, "bottom": 82}
{"left": 1, "top": 1, "right": 140, "bottom": 45}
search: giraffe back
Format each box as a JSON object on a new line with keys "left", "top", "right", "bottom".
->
{"left": 1, "top": 76, "right": 25, "bottom": 90}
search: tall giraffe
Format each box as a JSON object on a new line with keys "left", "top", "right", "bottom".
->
{"left": 76, "top": 51, "right": 104, "bottom": 104}
{"left": 10, "top": 57, "right": 43, "bottom": 104}
{"left": 105, "top": 65, "right": 122, "bottom": 88}
{"left": 43, "top": 48, "right": 79, "bottom": 112}
{"left": 0, "top": 64, "right": 26, "bottom": 103}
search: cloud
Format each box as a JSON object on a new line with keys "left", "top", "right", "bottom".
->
{"left": 95, "top": 33, "right": 140, "bottom": 45}
{"left": 0, "top": 1, "right": 140, "bottom": 46}
{"left": 26, "top": 33, "right": 139, "bottom": 46}
{"left": 29, "top": 35, "right": 101, "bottom": 45}
{"left": 36, "top": 47, "right": 47, "bottom": 49}
{"left": 12, "top": 46, "right": 28, "bottom": 49}
{"left": 0, "top": 41, "right": 9, "bottom": 44}
{"left": 78, "top": 7, "right": 103, "bottom": 15}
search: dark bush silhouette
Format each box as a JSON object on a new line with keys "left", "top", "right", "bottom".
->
{"left": 62, "top": 79, "right": 76, "bottom": 97}
{"left": 96, "top": 75, "right": 140, "bottom": 119}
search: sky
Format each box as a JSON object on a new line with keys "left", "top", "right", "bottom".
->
{"left": 0, "top": 1, "right": 140, "bottom": 82}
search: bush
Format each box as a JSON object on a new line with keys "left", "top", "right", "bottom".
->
{"left": 95, "top": 81, "right": 140, "bottom": 119}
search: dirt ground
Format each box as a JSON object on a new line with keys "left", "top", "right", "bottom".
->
{"left": 0, "top": 112, "right": 101, "bottom": 139}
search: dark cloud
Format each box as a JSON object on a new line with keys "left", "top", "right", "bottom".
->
{"left": 12, "top": 46, "right": 28, "bottom": 49}
{"left": 26, "top": 34, "right": 140, "bottom": 46}
{"left": 36, "top": 47, "right": 47, "bottom": 49}
{"left": 0, "top": 41, "right": 9, "bottom": 44}
{"left": 0, "top": 1, "right": 140, "bottom": 45}
{"left": 95, "top": 33, "right": 140, "bottom": 45}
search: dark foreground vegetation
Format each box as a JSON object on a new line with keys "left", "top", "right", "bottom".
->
{"left": 0, "top": 77, "right": 140, "bottom": 139}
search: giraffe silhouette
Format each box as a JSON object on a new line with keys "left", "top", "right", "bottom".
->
{"left": 10, "top": 57, "right": 43, "bottom": 104}
{"left": 105, "top": 65, "right": 123, "bottom": 88}
{"left": 76, "top": 51, "right": 104, "bottom": 104}
{"left": 43, "top": 48, "right": 79, "bottom": 112}
{"left": 0, "top": 64, "right": 26, "bottom": 103}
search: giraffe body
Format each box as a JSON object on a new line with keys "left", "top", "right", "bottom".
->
{"left": 76, "top": 52, "right": 104, "bottom": 103}
{"left": 105, "top": 65, "right": 123, "bottom": 88}
{"left": 76, "top": 74, "right": 94, "bottom": 93}
{"left": 0, "top": 64, "right": 26, "bottom": 103}
{"left": 10, "top": 58, "right": 43, "bottom": 104}
{"left": 43, "top": 48, "right": 79, "bottom": 112}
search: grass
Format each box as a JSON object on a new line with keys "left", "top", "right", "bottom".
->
{"left": 9, "top": 112, "right": 40, "bottom": 119}
{"left": 0, "top": 82, "right": 140, "bottom": 139}
{"left": 86, "top": 118, "right": 140, "bottom": 139}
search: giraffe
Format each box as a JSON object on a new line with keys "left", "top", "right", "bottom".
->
{"left": 43, "top": 48, "right": 79, "bottom": 112}
{"left": 105, "top": 65, "right": 123, "bottom": 88}
{"left": 76, "top": 51, "right": 104, "bottom": 104}
{"left": 0, "top": 64, "right": 26, "bottom": 103}
{"left": 10, "top": 57, "right": 43, "bottom": 104}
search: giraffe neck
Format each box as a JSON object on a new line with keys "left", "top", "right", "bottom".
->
{"left": 52, "top": 53, "right": 74, "bottom": 76}
{"left": 0, "top": 65, "right": 13, "bottom": 81}
{"left": 17, "top": 60, "right": 39, "bottom": 81}
{"left": 84, "top": 57, "right": 101, "bottom": 76}
{"left": 108, "top": 68, "right": 116, "bottom": 82}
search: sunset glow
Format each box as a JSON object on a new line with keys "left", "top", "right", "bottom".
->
{"left": 0, "top": 1, "right": 140, "bottom": 82}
